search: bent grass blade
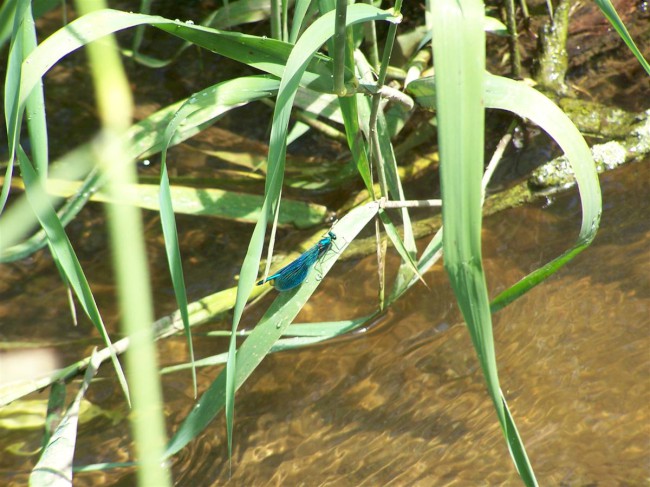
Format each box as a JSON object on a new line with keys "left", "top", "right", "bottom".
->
{"left": 165, "top": 201, "right": 379, "bottom": 458}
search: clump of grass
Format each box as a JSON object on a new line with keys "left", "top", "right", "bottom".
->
{"left": 2, "top": 0, "right": 647, "bottom": 485}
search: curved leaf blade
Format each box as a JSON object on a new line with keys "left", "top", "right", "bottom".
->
{"left": 222, "top": 1, "right": 398, "bottom": 465}
{"left": 408, "top": 74, "right": 602, "bottom": 310}
{"left": 18, "top": 148, "right": 130, "bottom": 404}
{"left": 165, "top": 201, "right": 379, "bottom": 458}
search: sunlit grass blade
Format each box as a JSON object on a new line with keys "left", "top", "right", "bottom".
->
{"left": 332, "top": 0, "right": 348, "bottom": 96}
{"left": 30, "top": 350, "right": 101, "bottom": 487}
{"left": 160, "top": 315, "right": 380, "bottom": 374}
{"left": 407, "top": 73, "right": 602, "bottom": 311}
{"left": 23, "top": 177, "right": 328, "bottom": 227}
{"left": 21, "top": 2, "right": 48, "bottom": 179}
{"left": 295, "top": 88, "right": 343, "bottom": 124}
{"left": 77, "top": 0, "right": 171, "bottom": 479}
{"left": 388, "top": 227, "right": 443, "bottom": 306}
{"left": 430, "top": 0, "right": 537, "bottom": 483}
{"left": 337, "top": 94, "right": 373, "bottom": 192}
{"left": 0, "top": 1, "right": 60, "bottom": 49}
{"left": 1, "top": 76, "right": 281, "bottom": 262}
{"left": 354, "top": 49, "right": 419, "bottom": 294}
{"left": 17, "top": 147, "right": 131, "bottom": 405}
{"left": 156, "top": 75, "right": 288, "bottom": 399}
{"left": 376, "top": 109, "right": 418, "bottom": 288}
{"left": 42, "top": 381, "right": 67, "bottom": 448}
{"left": 128, "top": 75, "right": 280, "bottom": 160}
{"left": 0, "top": 148, "right": 97, "bottom": 263}
{"left": 481, "top": 74, "right": 601, "bottom": 311}
{"left": 158, "top": 161, "right": 197, "bottom": 398}
{"left": 223, "top": 2, "right": 398, "bottom": 464}
{"left": 289, "top": 0, "right": 314, "bottom": 43}
{"left": 1, "top": 0, "right": 29, "bottom": 214}
{"left": 594, "top": 0, "right": 650, "bottom": 75}
{"left": 17, "top": 9, "right": 343, "bottom": 100}
{"left": 486, "top": 75, "right": 602, "bottom": 311}
{"left": 0, "top": 0, "right": 19, "bottom": 48}
{"left": 165, "top": 200, "right": 379, "bottom": 458}
{"left": 378, "top": 209, "right": 425, "bottom": 286}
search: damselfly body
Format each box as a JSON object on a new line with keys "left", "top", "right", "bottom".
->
{"left": 257, "top": 231, "right": 336, "bottom": 291}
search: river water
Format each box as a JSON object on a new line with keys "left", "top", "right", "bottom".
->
{"left": 1, "top": 2, "right": 649, "bottom": 485}
{"left": 163, "top": 160, "right": 650, "bottom": 486}
{"left": 3, "top": 158, "right": 647, "bottom": 486}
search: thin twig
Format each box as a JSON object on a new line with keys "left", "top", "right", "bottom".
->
{"left": 379, "top": 198, "right": 442, "bottom": 208}
{"left": 482, "top": 120, "right": 517, "bottom": 203}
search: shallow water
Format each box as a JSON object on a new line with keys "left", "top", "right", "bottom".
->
{"left": 4, "top": 159, "right": 646, "bottom": 486}
{"left": 155, "top": 160, "right": 649, "bottom": 486}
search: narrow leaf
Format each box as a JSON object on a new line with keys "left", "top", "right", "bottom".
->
{"left": 18, "top": 148, "right": 130, "bottom": 404}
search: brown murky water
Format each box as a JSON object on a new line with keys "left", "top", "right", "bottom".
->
{"left": 2, "top": 159, "right": 648, "bottom": 486}
{"left": 162, "top": 160, "right": 649, "bottom": 486}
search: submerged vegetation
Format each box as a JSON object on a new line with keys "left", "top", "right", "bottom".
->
{"left": 1, "top": 0, "right": 648, "bottom": 485}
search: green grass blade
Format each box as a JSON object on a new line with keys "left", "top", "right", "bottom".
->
{"left": 156, "top": 75, "right": 287, "bottom": 400}
{"left": 0, "top": 148, "right": 97, "bottom": 263}
{"left": 201, "top": 0, "right": 272, "bottom": 29}
{"left": 387, "top": 227, "right": 443, "bottom": 306}
{"left": 158, "top": 162, "right": 197, "bottom": 398}
{"left": 129, "top": 0, "right": 151, "bottom": 64}
{"left": 125, "top": 0, "right": 274, "bottom": 68}
{"left": 408, "top": 74, "right": 602, "bottom": 311}
{"left": 1, "top": 76, "right": 280, "bottom": 262}
{"left": 289, "top": 0, "right": 313, "bottom": 43}
{"left": 332, "top": 0, "right": 348, "bottom": 96}
{"left": 30, "top": 350, "right": 101, "bottom": 487}
{"left": 153, "top": 21, "right": 342, "bottom": 92}
{"left": 127, "top": 75, "right": 280, "bottom": 159}
{"left": 337, "top": 95, "right": 373, "bottom": 191}
{"left": 18, "top": 147, "right": 131, "bottom": 405}
{"left": 0, "top": 0, "right": 19, "bottom": 48}
{"left": 22, "top": 2, "right": 49, "bottom": 179}
{"left": 283, "top": 316, "right": 375, "bottom": 337}
{"left": 17, "top": 9, "right": 338, "bottom": 106}
{"left": 430, "top": 0, "right": 537, "bottom": 483}
{"left": 378, "top": 209, "right": 424, "bottom": 286}
{"left": 376, "top": 109, "right": 418, "bottom": 286}
{"left": 42, "top": 381, "right": 67, "bottom": 448}
{"left": 165, "top": 201, "right": 379, "bottom": 458}
{"left": 0, "top": 0, "right": 60, "bottom": 49}
{"left": 34, "top": 177, "right": 328, "bottom": 227}
{"left": 1, "top": 0, "right": 29, "bottom": 214}
{"left": 594, "top": 0, "right": 650, "bottom": 75}
{"left": 77, "top": 0, "right": 171, "bottom": 479}
{"left": 222, "top": 2, "right": 397, "bottom": 463}
{"left": 161, "top": 315, "right": 379, "bottom": 374}
{"left": 354, "top": 49, "right": 419, "bottom": 294}
{"left": 482, "top": 74, "right": 602, "bottom": 311}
